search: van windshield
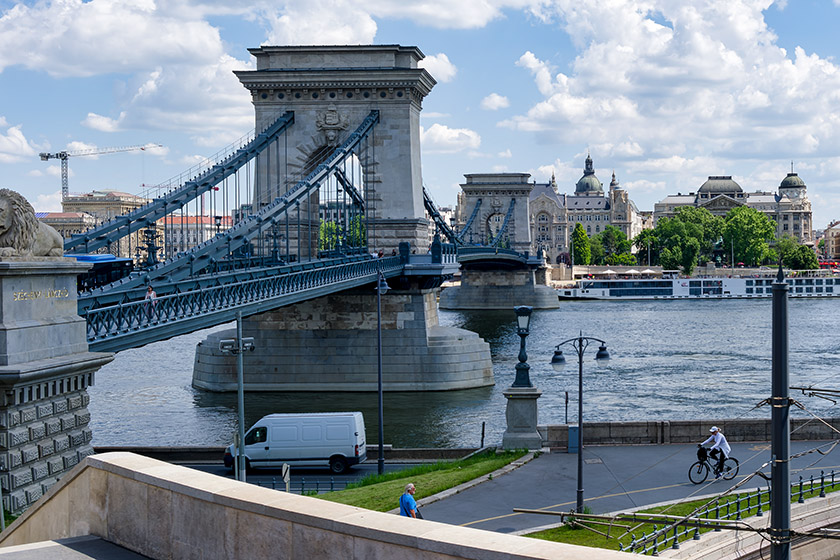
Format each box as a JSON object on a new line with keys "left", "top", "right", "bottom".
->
{"left": 245, "top": 426, "right": 267, "bottom": 445}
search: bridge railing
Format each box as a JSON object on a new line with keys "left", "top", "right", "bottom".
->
{"left": 458, "top": 246, "right": 524, "bottom": 258}
{"left": 85, "top": 256, "right": 403, "bottom": 349}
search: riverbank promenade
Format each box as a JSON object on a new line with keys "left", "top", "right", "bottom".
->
{"left": 422, "top": 440, "right": 840, "bottom": 534}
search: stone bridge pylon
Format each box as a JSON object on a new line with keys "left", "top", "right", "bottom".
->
{"left": 440, "top": 173, "right": 559, "bottom": 309}
{"left": 235, "top": 45, "right": 435, "bottom": 253}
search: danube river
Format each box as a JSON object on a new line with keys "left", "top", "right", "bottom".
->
{"left": 88, "top": 297, "right": 840, "bottom": 449}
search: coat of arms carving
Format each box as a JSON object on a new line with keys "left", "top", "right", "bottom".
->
{"left": 316, "top": 105, "right": 350, "bottom": 144}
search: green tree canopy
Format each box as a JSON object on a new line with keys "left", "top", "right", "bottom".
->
{"left": 722, "top": 206, "right": 775, "bottom": 266}
{"left": 571, "top": 223, "right": 591, "bottom": 265}
{"left": 775, "top": 235, "right": 819, "bottom": 270}
{"left": 633, "top": 229, "right": 659, "bottom": 266}
{"left": 590, "top": 225, "right": 633, "bottom": 265}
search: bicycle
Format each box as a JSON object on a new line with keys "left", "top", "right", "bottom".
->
{"left": 688, "top": 446, "right": 739, "bottom": 484}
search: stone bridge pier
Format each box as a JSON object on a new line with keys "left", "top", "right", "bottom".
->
{"left": 193, "top": 274, "right": 494, "bottom": 392}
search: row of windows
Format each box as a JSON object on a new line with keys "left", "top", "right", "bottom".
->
{"left": 747, "top": 278, "right": 838, "bottom": 286}
{"left": 535, "top": 213, "right": 611, "bottom": 222}
{"left": 747, "top": 286, "right": 834, "bottom": 294}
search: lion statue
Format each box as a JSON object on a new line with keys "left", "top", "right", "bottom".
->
{"left": 0, "top": 188, "right": 64, "bottom": 258}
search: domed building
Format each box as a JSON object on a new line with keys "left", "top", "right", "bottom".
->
{"left": 528, "top": 155, "right": 648, "bottom": 264}
{"left": 653, "top": 170, "right": 813, "bottom": 244}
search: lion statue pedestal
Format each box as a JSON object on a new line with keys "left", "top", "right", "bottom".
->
{"left": 0, "top": 189, "right": 113, "bottom": 514}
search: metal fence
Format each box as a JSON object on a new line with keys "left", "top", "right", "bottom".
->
{"left": 252, "top": 477, "right": 352, "bottom": 495}
{"left": 623, "top": 470, "right": 838, "bottom": 554}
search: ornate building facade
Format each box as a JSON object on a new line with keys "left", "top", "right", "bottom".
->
{"left": 654, "top": 172, "right": 813, "bottom": 244}
{"left": 528, "top": 155, "right": 647, "bottom": 264}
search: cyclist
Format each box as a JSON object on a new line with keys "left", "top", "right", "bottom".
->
{"left": 699, "top": 426, "right": 731, "bottom": 479}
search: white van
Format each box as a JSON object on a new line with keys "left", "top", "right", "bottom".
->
{"left": 224, "top": 412, "right": 366, "bottom": 474}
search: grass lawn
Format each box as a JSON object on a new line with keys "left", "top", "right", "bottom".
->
{"left": 317, "top": 449, "right": 529, "bottom": 512}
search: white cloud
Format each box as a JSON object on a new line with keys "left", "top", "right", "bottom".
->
{"left": 0, "top": 123, "right": 38, "bottom": 163}
{"left": 366, "top": 0, "right": 516, "bottom": 29}
{"left": 0, "top": 1, "right": 225, "bottom": 77}
{"left": 419, "top": 53, "right": 457, "bottom": 83}
{"left": 261, "top": 0, "right": 378, "bottom": 44}
{"left": 45, "top": 165, "right": 64, "bottom": 178}
{"left": 420, "top": 123, "right": 481, "bottom": 153}
{"left": 508, "top": 1, "right": 840, "bottom": 170}
{"left": 498, "top": 149, "right": 512, "bottom": 158}
{"left": 480, "top": 93, "right": 510, "bottom": 110}
{"left": 83, "top": 112, "right": 126, "bottom": 132}
{"left": 34, "top": 191, "right": 63, "bottom": 213}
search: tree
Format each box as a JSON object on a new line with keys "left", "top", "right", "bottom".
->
{"left": 633, "top": 229, "right": 659, "bottom": 266}
{"left": 673, "top": 206, "right": 723, "bottom": 262}
{"left": 793, "top": 245, "right": 820, "bottom": 270}
{"left": 589, "top": 236, "right": 605, "bottom": 265}
{"left": 591, "top": 225, "right": 633, "bottom": 265}
{"left": 319, "top": 219, "right": 338, "bottom": 251}
{"left": 776, "top": 237, "right": 820, "bottom": 270}
{"left": 722, "top": 207, "right": 775, "bottom": 266}
{"left": 571, "top": 223, "right": 591, "bottom": 265}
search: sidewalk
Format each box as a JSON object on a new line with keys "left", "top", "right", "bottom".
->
{"left": 418, "top": 440, "right": 840, "bottom": 534}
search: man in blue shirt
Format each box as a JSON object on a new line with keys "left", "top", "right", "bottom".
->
{"left": 399, "top": 483, "right": 417, "bottom": 518}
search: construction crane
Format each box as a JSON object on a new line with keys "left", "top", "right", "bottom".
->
{"left": 39, "top": 144, "right": 163, "bottom": 198}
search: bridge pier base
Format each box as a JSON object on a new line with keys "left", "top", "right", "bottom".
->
{"left": 439, "top": 268, "right": 560, "bottom": 310}
{"left": 0, "top": 259, "right": 113, "bottom": 514}
{"left": 192, "top": 284, "right": 494, "bottom": 392}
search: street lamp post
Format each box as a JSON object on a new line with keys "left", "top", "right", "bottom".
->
{"left": 218, "top": 310, "right": 255, "bottom": 483}
{"left": 376, "top": 271, "right": 389, "bottom": 474}
{"left": 551, "top": 333, "right": 611, "bottom": 513}
{"left": 214, "top": 215, "right": 222, "bottom": 236}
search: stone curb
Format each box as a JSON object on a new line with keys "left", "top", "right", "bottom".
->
{"left": 386, "top": 448, "right": 543, "bottom": 515}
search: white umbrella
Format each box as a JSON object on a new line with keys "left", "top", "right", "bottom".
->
{"left": 603, "top": 269, "right": 617, "bottom": 274}
{"left": 641, "top": 269, "right": 656, "bottom": 274}
{"left": 625, "top": 269, "right": 640, "bottom": 274}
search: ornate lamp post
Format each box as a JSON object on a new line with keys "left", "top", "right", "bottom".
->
{"left": 502, "top": 306, "right": 543, "bottom": 450}
{"left": 551, "top": 333, "right": 611, "bottom": 513}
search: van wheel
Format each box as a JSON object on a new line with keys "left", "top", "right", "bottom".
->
{"left": 329, "top": 457, "right": 348, "bottom": 474}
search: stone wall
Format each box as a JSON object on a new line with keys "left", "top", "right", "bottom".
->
{"left": 0, "top": 452, "right": 634, "bottom": 560}
{"left": 0, "top": 259, "right": 113, "bottom": 513}
{"left": 539, "top": 418, "right": 840, "bottom": 448}
{"left": 0, "top": 372, "right": 95, "bottom": 512}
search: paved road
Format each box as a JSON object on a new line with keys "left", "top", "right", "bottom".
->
{"left": 420, "top": 440, "right": 840, "bottom": 534}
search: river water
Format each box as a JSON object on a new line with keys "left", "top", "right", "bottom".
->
{"left": 88, "top": 298, "right": 840, "bottom": 449}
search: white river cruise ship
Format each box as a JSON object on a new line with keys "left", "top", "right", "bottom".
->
{"left": 557, "top": 269, "right": 840, "bottom": 300}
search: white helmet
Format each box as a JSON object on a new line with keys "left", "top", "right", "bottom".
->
{"left": 709, "top": 426, "right": 720, "bottom": 433}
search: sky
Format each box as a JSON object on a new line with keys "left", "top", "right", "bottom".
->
{"left": 2, "top": 0, "right": 840, "bottom": 231}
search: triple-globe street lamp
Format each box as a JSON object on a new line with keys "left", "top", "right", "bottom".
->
{"left": 550, "top": 334, "right": 611, "bottom": 513}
